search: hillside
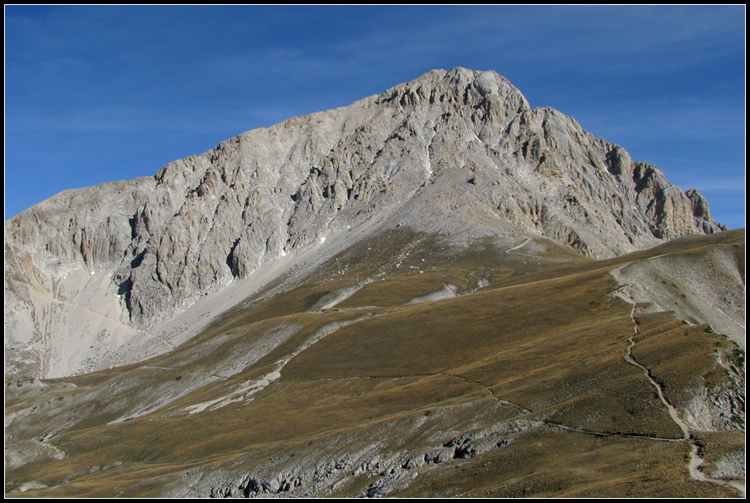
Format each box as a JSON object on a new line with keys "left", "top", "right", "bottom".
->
{"left": 4, "top": 228, "right": 744, "bottom": 497}
{"left": 4, "top": 68, "right": 743, "bottom": 497}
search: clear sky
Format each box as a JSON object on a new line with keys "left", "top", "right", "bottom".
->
{"left": 5, "top": 5, "right": 746, "bottom": 229}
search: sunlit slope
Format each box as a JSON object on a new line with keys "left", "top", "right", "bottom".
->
{"left": 5, "top": 229, "right": 744, "bottom": 498}
{"left": 5, "top": 68, "right": 726, "bottom": 382}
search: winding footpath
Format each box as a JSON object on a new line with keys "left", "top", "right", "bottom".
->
{"left": 624, "top": 301, "right": 745, "bottom": 496}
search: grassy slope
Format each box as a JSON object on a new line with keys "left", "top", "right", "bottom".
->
{"left": 4, "top": 229, "right": 744, "bottom": 498}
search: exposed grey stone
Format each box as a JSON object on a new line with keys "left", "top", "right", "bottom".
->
{"left": 4, "top": 67, "right": 724, "bottom": 379}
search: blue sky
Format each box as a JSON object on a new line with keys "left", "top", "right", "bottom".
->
{"left": 5, "top": 5, "right": 746, "bottom": 229}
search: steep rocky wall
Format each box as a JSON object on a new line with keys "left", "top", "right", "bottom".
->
{"left": 4, "top": 67, "right": 723, "bottom": 378}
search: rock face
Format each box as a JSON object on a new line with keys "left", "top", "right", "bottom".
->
{"left": 4, "top": 67, "right": 724, "bottom": 379}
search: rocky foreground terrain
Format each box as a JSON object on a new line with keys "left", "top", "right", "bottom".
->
{"left": 4, "top": 68, "right": 744, "bottom": 497}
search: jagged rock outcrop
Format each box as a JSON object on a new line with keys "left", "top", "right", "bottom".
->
{"left": 4, "top": 67, "right": 724, "bottom": 379}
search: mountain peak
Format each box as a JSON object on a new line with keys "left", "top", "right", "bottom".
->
{"left": 5, "top": 65, "right": 744, "bottom": 499}
{"left": 4, "top": 67, "right": 723, "bottom": 379}
{"left": 376, "top": 67, "right": 529, "bottom": 112}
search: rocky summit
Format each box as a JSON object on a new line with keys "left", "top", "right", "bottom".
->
{"left": 4, "top": 68, "right": 744, "bottom": 498}
{"left": 5, "top": 67, "right": 724, "bottom": 379}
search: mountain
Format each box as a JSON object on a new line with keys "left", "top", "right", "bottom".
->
{"left": 4, "top": 68, "right": 725, "bottom": 380}
{"left": 4, "top": 68, "right": 744, "bottom": 497}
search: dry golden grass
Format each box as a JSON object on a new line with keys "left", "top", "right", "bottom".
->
{"left": 393, "top": 427, "right": 739, "bottom": 498}
{"left": 6, "top": 228, "right": 744, "bottom": 497}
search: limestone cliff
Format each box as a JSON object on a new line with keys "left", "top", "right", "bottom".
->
{"left": 4, "top": 67, "right": 723, "bottom": 379}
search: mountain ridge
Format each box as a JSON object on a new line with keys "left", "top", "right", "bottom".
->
{"left": 4, "top": 67, "right": 726, "bottom": 380}
{"left": 3, "top": 65, "right": 745, "bottom": 495}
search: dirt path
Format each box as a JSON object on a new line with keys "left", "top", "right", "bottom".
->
{"left": 623, "top": 300, "right": 745, "bottom": 496}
